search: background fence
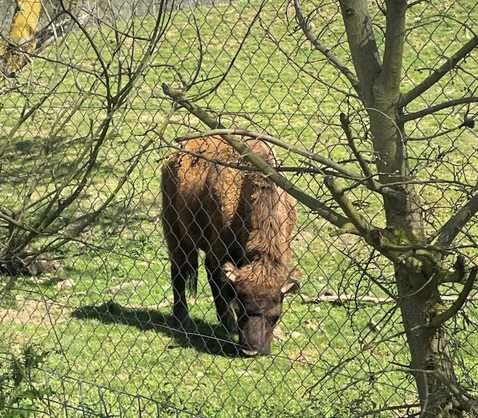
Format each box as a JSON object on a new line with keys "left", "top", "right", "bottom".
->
{"left": 1, "top": 0, "right": 478, "bottom": 416}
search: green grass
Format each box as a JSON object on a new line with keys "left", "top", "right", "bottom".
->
{"left": 1, "top": 0, "right": 478, "bottom": 416}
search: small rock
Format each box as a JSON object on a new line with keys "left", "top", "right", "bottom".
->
{"left": 57, "top": 279, "right": 75, "bottom": 290}
{"left": 29, "top": 259, "right": 61, "bottom": 276}
{"left": 155, "top": 301, "right": 170, "bottom": 310}
{"left": 107, "top": 280, "right": 146, "bottom": 295}
{"left": 238, "top": 370, "right": 252, "bottom": 377}
{"left": 273, "top": 325, "right": 285, "bottom": 341}
{"left": 319, "top": 288, "right": 337, "bottom": 297}
{"left": 305, "top": 321, "right": 320, "bottom": 331}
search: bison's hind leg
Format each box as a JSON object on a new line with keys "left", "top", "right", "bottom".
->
{"left": 205, "top": 255, "right": 237, "bottom": 333}
{"left": 171, "top": 245, "right": 198, "bottom": 323}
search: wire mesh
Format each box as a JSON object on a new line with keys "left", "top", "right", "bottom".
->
{"left": 1, "top": 0, "right": 477, "bottom": 417}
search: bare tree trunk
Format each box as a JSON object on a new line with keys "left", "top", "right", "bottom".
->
{"left": 396, "top": 266, "right": 461, "bottom": 417}
{"left": 340, "top": 0, "right": 463, "bottom": 414}
{"left": 0, "top": 1, "right": 15, "bottom": 35}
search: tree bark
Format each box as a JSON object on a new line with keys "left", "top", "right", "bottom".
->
{"left": 377, "top": 142, "right": 463, "bottom": 416}
{"left": 396, "top": 266, "right": 462, "bottom": 417}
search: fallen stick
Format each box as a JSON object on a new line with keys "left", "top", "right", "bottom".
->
{"left": 300, "top": 292, "right": 478, "bottom": 305}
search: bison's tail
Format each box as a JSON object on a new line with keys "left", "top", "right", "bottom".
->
{"left": 187, "top": 267, "right": 198, "bottom": 297}
{"left": 183, "top": 248, "right": 199, "bottom": 297}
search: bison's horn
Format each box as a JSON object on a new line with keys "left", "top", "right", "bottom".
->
{"left": 281, "top": 278, "right": 300, "bottom": 295}
{"left": 223, "top": 262, "right": 239, "bottom": 283}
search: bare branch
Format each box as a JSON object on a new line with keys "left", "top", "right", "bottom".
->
{"left": 301, "top": 291, "right": 478, "bottom": 305}
{"left": 401, "top": 96, "right": 478, "bottom": 122}
{"left": 301, "top": 293, "right": 395, "bottom": 305}
{"left": 59, "top": 0, "right": 112, "bottom": 103}
{"left": 434, "top": 193, "right": 478, "bottom": 248}
{"left": 262, "top": 23, "right": 361, "bottom": 100}
{"left": 433, "top": 370, "right": 478, "bottom": 414}
{"left": 162, "top": 84, "right": 354, "bottom": 230}
{"left": 324, "top": 177, "right": 441, "bottom": 269}
{"left": 439, "top": 255, "right": 466, "bottom": 284}
{"left": 324, "top": 175, "right": 372, "bottom": 237}
{"left": 400, "top": 36, "right": 478, "bottom": 107}
{"left": 0, "top": 209, "right": 42, "bottom": 235}
{"left": 339, "top": 113, "right": 377, "bottom": 187}
{"left": 351, "top": 403, "right": 421, "bottom": 418}
{"left": 178, "top": 127, "right": 405, "bottom": 200}
{"left": 430, "top": 266, "right": 478, "bottom": 328}
{"left": 177, "top": 128, "right": 362, "bottom": 179}
{"left": 188, "top": 14, "right": 204, "bottom": 89}
{"left": 406, "top": 124, "right": 463, "bottom": 142}
{"left": 7, "top": 71, "right": 69, "bottom": 139}
{"left": 293, "top": 0, "right": 362, "bottom": 99}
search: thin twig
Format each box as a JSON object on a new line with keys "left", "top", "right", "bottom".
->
{"left": 339, "top": 113, "right": 377, "bottom": 189}
{"left": 406, "top": 125, "right": 462, "bottom": 142}
{"left": 192, "top": 0, "right": 267, "bottom": 101}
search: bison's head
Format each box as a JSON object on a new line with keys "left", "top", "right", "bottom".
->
{"left": 224, "top": 262, "right": 300, "bottom": 357}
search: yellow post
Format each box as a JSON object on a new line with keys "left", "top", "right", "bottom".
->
{"left": 2, "top": 0, "right": 42, "bottom": 75}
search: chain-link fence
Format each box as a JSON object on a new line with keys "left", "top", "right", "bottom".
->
{"left": 1, "top": 0, "right": 477, "bottom": 416}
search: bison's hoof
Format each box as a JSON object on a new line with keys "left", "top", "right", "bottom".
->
{"left": 173, "top": 315, "right": 192, "bottom": 331}
{"left": 173, "top": 307, "right": 189, "bottom": 323}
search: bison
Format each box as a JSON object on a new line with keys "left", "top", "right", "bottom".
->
{"left": 161, "top": 136, "right": 299, "bottom": 356}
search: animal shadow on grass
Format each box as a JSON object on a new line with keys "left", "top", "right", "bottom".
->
{"left": 72, "top": 300, "right": 239, "bottom": 357}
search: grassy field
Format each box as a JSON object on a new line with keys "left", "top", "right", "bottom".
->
{"left": 1, "top": 0, "right": 477, "bottom": 416}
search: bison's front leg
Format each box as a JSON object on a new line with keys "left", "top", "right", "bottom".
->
{"left": 205, "top": 255, "right": 237, "bottom": 333}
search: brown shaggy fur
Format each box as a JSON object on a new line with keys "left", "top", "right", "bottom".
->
{"left": 161, "top": 136, "right": 297, "bottom": 354}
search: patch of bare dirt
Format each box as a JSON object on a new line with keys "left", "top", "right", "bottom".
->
{"left": 0, "top": 298, "right": 71, "bottom": 326}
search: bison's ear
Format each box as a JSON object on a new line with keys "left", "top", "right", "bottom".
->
{"left": 281, "top": 268, "right": 301, "bottom": 295}
{"left": 224, "top": 262, "right": 239, "bottom": 283}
